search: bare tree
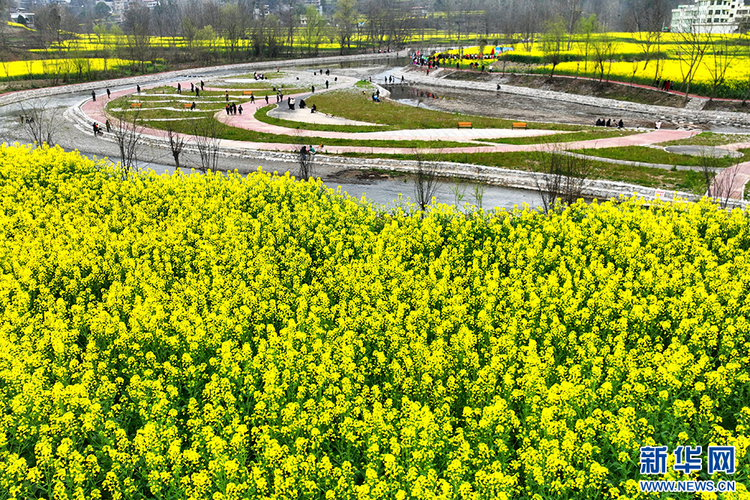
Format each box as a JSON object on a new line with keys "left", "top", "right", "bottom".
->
{"left": 164, "top": 122, "right": 186, "bottom": 169}
{"left": 710, "top": 162, "right": 742, "bottom": 209}
{"left": 676, "top": 23, "right": 712, "bottom": 104}
{"left": 535, "top": 149, "right": 595, "bottom": 213}
{"left": 111, "top": 110, "right": 143, "bottom": 176}
{"left": 700, "top": 150, "right": 739, "bottom": 208}
{"left": 413, "top": 149, "right": 439, "bottom": 210}
{"left": 541, "top": 15, "right": 567, "bottom": 80}
{"left": 192, "top": 117, "right": 221, "bottom": 172}
{"left": 591, "top": 33, "right": 619, "bottom": 82}
{"left": 17, "top": 100, "right": 58, "bottom": 147}
{"left": 296, "top": 145, "right": 315, "bottom": 180}
{"left": 704, "top": 34, "right": 736, "bottom": 102}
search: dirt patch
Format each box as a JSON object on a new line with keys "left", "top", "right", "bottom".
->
{"left": 702, "top": 100, "right": 750, "bottom": 113}
{"left": 329, "top": 168, "right": 406, "bottom": 182}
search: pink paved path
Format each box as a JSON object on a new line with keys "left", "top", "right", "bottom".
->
{"left": 82, "top": 84, "right": 750, "bottom": 199}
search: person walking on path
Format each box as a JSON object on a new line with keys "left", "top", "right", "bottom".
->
{"left": 106, "top": 88, "right": 111, "bottom": 99}
{"left": 91, "top": 91, "right": 96, "bottom": 102}
{"left": 238, "top": 105, "right": 243, "bottom": 115}
{"left": 200, "top": 80, "right": 204, "bottom": 90}
{"left": 325, "top": 80, "right": 329, "bottom": 89}
{"left": 177, "top": 83, "right": 181, "bottom": 93}
{"left": 191, "top": 83, "right": 194, "bottom": 92}
{"left": 225, "top": 91, "right": 229, "bottom": 102}
{"left": 265, "top": 94, "right": 269, "bottom": 104}
{"left": 195, "top": 88, "right": 200, "bottom": 97}
{"left": 311, "top": 85, "right": 315, "bottom": 93}
{"left": 251, "top": 94, "right": 255, "bottom": 103}
{"left": 105, "top": 120, "right": 110, "bottom": 133}
{"left": 137, "top": 85, "right": 141, "bottom": 94}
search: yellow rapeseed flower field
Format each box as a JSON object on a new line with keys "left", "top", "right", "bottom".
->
{"left": 0, "top": 58, "right": 130, "bottom": 79}
{"left": 0, "top": 144, "right": 748, "bottom": 499}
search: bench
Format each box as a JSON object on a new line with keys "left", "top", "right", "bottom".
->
{"left": 512, "top": 122, "right": 527, "bottom": 129}
{"left": 183, "top": 103, "right": 193, "bottom": 108}
{"left": 242, "top": 91, "right": 254, "bottom": 95}
{"left": 130, "top": 102, "right": 142, "bottom": 108}
{"left": 458, "top": 122, "right": 473, "bottom": 129}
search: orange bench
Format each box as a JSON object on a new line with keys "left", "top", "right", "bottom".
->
{"left": 130, "top": 102, "right": 142, "bottom": 108}
{"left": 512, "top": 122, "right": 527, "bottom": 129}
{"left": 458, "top": 122, "right": 473, "bottom": 129}
{"left": 183, "top": 103, "right": 192, "bottom": 108}
{"left": 242, "top": 91, "right": 254, "bottom": 95}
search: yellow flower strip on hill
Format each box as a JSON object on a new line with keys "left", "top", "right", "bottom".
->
{"left": 0, "top": 145, "right": 749, "bottom": 499}
{"left": 0, "top": 58, "right": 130, "bottom": 79}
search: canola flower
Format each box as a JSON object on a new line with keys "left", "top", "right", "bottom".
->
{"left": 0, "top": 58, "right": 130, "bottom": 79}
{"left": 0, "top": 144, "right": 749, "bottom": 499}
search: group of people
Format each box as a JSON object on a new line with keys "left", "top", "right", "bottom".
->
{"left": 253, "top": 72, "right": 267, "bottom": 80}
{"left": 176, "top": 81, "right": 204, "bottom": 96}
{"left": 92, "top": 120, "right": 109, "bottom": 136}
{"left": 385, "top": 75, "right": 405, "bottom": 84}
{"left": 596, "top": 117, "right": 624, "bottom": 128}
{"left": 658, "top": 79, "right": 673, "bottom": 92}
{"left": 225, "top": 103, "right": 243, "bottom": 115}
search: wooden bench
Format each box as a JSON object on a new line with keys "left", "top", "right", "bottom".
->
{"left": 130, "top": 102, "right": 142, "bottom": 108}
{"left": 458, "top": 122, "right": 473, "bottom": 129}
{"left": 242, "top": 91, "right": 254, "bottom": 95}
{"left": 512, "top": 122, "right": 527, "bottom": 129}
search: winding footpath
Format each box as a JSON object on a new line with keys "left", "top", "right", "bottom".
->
{"left": 68, "top": 62, "right": 748, "bottom": 203}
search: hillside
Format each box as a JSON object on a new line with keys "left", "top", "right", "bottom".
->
{"left": 0, "top": 145, "right": 748, "bottom": 499}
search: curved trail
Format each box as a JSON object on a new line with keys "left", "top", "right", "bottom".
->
{"left": 82, "top": 81, "right": 698, "bottom": 155}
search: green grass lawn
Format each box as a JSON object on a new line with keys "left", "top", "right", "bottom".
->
{"left": 570, "top": 145, "right": 739, "bottom": 168}
{"left": 254, "top": 105, "right": 386, "bottom": 133}
{"left": 305, "top": 87, "right": 582, "bottom": 131}
{"left": 142, "top": 118, "right": 480, "bottom": 149}
{"left": 656, "top": 131, "right": 750, "bottom": 147}
{"left": 338, "top": 150, "right": 707, "bottom": 194}
{"left": 476, "top": 129, "right": 638, "bottom": 145}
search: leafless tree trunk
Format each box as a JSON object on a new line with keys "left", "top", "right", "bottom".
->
{"left": 191, "top": 117, "right": 221, "bottom": 172}
{"left": 297, "top": 145, "right": 315, "bottom": 180}
{"left": 702, "top": 151, "right": 739, "bottom": 208}
{"left": 111, "top": 111, "right": 143, "bottom": 176}
{"left": 17, "top": 101, "right": 58, "bottom": 147}
{"left": 676, "top": 24, "right": 711, "bottom": 105}
{"left": 535, "top": 148, "right": 595, "bottom": 213}
{"left": 413, "top": 149, "right": 439, "bottom": 210}
{"left": 165, "top": 123, "right": 186, "bottom": 169}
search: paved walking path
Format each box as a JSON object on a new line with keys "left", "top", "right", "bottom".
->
{"left": 78, "top": 69, "right": 750, "bottom": 202}
{"left": 81, "top": 83, "right": 698, "bottom": 156}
